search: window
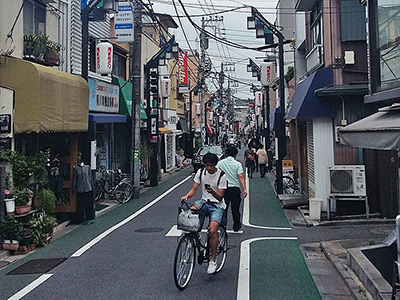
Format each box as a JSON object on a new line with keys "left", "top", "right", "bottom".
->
{"left": 310, "top": 2, "right": 322, "bottom": 48}
{"left": 377, "top": 0, "right": 400, "bottom": 90}
{"left": 23, "top": 0, "right": 46, "bottom": 36}
{"left": 112, "top": 52, "right": 127, "bottom": 79}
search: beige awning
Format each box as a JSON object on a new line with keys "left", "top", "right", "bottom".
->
{"left": 0, "top": 57, "right": 89, "bottom": 134}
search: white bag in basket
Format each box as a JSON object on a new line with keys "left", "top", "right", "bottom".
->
{"left": 177, "top": 207, "right": 200, "bottom": 232}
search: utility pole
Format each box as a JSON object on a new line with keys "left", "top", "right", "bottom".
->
{"left": 199, "top": 17, "right": 207, "bottom": 145}
{"left": 131, "top": 1, "right": 142, "bottom": 197}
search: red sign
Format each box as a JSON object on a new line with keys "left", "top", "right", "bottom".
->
{"left": 178, "top": 51, "right": 188, "bottom": 93}
{"left": 248, "top": 101, "right": 254, "bottom": 108}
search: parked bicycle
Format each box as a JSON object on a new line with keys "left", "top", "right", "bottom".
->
{"left": 273, "top": 170, "right": 300, "bottom": 194}
{"left": 174, "top": 201, "right": 228, "bottom": 290}
{"left": 94, "top": 169, "right": 134, "bottom": 203}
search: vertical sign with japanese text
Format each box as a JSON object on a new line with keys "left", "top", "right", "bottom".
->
{"left": 178, "top": 51, "right": 188, "bottom": 93}
{"left": 115, "top": 1, "right": 134, "bottom": 43}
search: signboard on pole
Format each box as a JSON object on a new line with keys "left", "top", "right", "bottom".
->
{"left": 260, "top": 63, "right": 273, "bottom": 86}
{"left": 255, "top": 91, "right": 262, "bottom": 106}
{"left": 115, "top": 2, "right": 134, "bottom": 43}
{"left": 178, "top": 51, "right": 189, "bottom": 93}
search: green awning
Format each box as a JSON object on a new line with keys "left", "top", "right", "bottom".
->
{"left": 113, "top": 78, "right": 147, "bottom": 120}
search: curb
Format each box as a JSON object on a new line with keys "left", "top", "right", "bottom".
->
{"left": 320, "top": 241, "right": 370, "bottom": 300}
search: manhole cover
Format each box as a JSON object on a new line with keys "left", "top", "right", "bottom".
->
{"left": 7, "top": 258, "right": 67, "bottom": 275}
{"left": 135, "top": 227, "right": 164, "bottom": 233}
{"left": 370, "top": 228, "right": 394, "bottom": 235}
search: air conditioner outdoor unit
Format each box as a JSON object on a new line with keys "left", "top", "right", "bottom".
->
{"left": 329, "top": 165, "right": 366, "bottom": 197}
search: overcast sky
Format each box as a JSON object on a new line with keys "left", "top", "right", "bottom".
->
{"left": 149, "top": 0, "right": 279, "bottom": 99}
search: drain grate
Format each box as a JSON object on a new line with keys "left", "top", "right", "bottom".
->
{"left": 135, "top": 227, "right": 164, "bottom": 233}
{"left": 7, "top": 258, "right": 67, "bottom": 275}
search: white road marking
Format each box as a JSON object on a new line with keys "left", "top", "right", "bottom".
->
{"left": 242, "top": 169, "right": 291, "bottom": 231}
{"left": 8, "top": 274, "right": 53, "bottom": 300}
{"left": 165, "top": 225, "right": 243, "bottom": 237}
{"left": 71, "top": 175, "right": 192, "bottom": 257}
{"left": 237, "top": 237, "right": 298, "bottom": 300}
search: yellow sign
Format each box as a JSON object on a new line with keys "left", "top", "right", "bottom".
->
{"left": 282, "top": 160, "right": 293, "bottom": 171}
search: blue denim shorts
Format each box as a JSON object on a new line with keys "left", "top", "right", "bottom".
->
{"left": 195, "top": 199, "right": 224, "bottom": 224}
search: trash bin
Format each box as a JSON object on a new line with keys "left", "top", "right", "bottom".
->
{"left": 309, "top": 198, "right": 323, "bottom": 220}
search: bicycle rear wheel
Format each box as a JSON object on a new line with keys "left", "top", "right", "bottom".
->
{"left": 215, "top": 226, "right": 228, "bottom": 273}
{"left": 174, "top": 234, "right": 196, "bottom": 290}
{"left": 283, "top": 176, "right": 296, "bottom": 194}
{"left": 94, "top": 181, "right": 103, "bottom": 201}
{"left": 114, "top": 179, "right": 134, "bottom": 203}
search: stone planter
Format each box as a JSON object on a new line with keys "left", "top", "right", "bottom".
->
{"left": 15, "top": 204, "right": 31, "bottom": 215}
{"left": 4, "top": 198, "right": 16, "bottom": 214}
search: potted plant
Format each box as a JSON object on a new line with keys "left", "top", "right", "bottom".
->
{"left": 3, "top": 189, "right": 16, "bottom": 215}
{"left": 0, "top": 216, "right": 23, "bottom": 250}
{"left": 15, "top": 188, "right": 33, "bottom": 215}
{"left": 27, "top": 217, "right": 45, "bottom": 247}
{"left": 35, "top": 189, "right": 56, "bottom": 215}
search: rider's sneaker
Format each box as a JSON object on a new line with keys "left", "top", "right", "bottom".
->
{"left": 207, "top": 260, "right": 217, "bottom": 274}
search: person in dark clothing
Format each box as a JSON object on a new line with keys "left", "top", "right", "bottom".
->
{"left": 244, "top": 147, "right": 255, "bottom": 178}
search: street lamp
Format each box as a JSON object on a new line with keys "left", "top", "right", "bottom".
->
{"left": 247, "top": 6, "right": 286, "bottom": 194}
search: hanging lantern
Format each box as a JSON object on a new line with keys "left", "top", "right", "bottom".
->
{"left": 195, "top": 103, "right": 201, "bottom": 115}
{"left": 160, "top": 76, "right": 171, "bottom": 98}
{"left": 96, "top": 41, "right": 113, "bottom": 75}
{"left": 255, "top": 106, "right": 261, "bottom": 116}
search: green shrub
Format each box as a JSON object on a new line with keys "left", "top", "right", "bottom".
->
{"left": 37, "top": 189, "right": 56, "bottom": 215}
{"left": 0, "top": 216, "right": 23, "bottom": 241}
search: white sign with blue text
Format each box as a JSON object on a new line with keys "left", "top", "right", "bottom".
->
{"left": 115, "top": 2, "right": 134, "bottom": 43}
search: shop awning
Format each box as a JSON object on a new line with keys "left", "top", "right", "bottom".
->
{"left": 339, "top": 104, "right": 400, "bottom": 150}
{"left": 112, "top": 78, "right": 147, "bottom": 120}
{"left": 0, "top": 57, "right": 89, "bottom": 133}
{"left": 285, "top": 67, "right": 334, "bottom": 120}
{"left": 178, "top": 118, "right": 189, "bottom": 133}
{"left": 159, "top": 127, "right": 172, "bottom": 134}
{"left": 89, "top": 113, "right": 127, "bottom": 124}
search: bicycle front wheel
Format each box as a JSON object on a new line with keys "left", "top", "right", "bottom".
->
{"left": 283, "top": 176, "right": 296, "bottom": 194}
{"left": 174, "top": 235, "right": 196, "bottom": 290}
{"left": 215, "top": 226, "right": 228, "bottom": 273}
{"left": 114, "top": 179, "right": 134, "bottom": 203}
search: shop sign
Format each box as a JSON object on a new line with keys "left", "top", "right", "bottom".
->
{"left": 160, "top": 76, "right": 171, "bottom": 98}
{"left": 248, "top": 101, "right": 254, "bottom": 108}
{"left": 255, "top": 91, "right": 262, "bottom": 106}
{"left": 282, "top": 160, "right": 294, "bottom": 172}
{"left": 115, "top": 2, "right": 134, "bottom": 43}
{"left": 178, "top": 51, "right": 188, "bottom": 93}
{"left": 89, "top": 79, "right": 119, "bottom": 113}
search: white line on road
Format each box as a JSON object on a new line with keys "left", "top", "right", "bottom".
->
{"left": 242, "top": 170, "right": 292, "bottom": 231}
{"left": 8, "top": 274, "right": 53, "bottom": 300}
{"left": 165, "top": 225, "right": 243, "bottom": 237}
{"left": 71, "top": 175, "right": 192, "bottom": 257}
{"left": 237, "top": 237, "right": 298, "bottom": 300}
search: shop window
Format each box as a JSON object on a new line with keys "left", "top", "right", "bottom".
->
{"left": 112, "top": 52, "right": 127, "bottom": 79}
{"left": 23, "top": 0, "right": 46, "bottom": 36}
{"left": 377, "top": 0, "right": 400, "bottom": 90}
{"left": 310, "top": 2, "right": 322, "bottom": 48}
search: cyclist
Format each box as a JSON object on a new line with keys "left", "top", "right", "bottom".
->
{"left": 181, "top": 153, "right": 228, "bottom": 274}
{"left": 217, "top": 146, "right": 247, "bottom": 232}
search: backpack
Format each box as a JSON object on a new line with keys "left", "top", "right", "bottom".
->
{"left": 199, "top": 167, "right": 225, "bottom": 186}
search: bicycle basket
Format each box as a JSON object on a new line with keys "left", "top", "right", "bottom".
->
{"left": 177, "top": 207, "right": 200, "bottom": 232}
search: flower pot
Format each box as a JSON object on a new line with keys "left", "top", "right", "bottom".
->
{"left": 4, "top": 198, "right": 15, "bottom": 214}
{"left": 15, "top": 204, "right": 31, "bottom": 215}
{"left": 3, "top": 241, "right": 19, "bottom": 251}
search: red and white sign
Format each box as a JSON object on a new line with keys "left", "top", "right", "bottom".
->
{"left": 160, "top": 76, "right": 171, "bottom": 98}
{"left": 260, "top": 63, "right": 273, "bottom": 86}
{"left": 96, "top": 42, "right": 113, "bottom": 75}
{"left": 178, "top": 51, "right": 188, "bottom": 93}
{"left": 255, "top": 91, "right": 262, "bottom": 106}
{"left": 248, "top": 101, "right": 254, "bottom": 108}
{"left": 255, "top": 106, "right": 261, "bottom": 116}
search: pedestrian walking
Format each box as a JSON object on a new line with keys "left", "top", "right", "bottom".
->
{"left": 217, "top": 146, "right": 247, "bottom": 232}
{"left": 256, "top": 145, "right": 268, "bottom": 178}
{"left": 244, "top": 146, "right": 255, "bottom": 179}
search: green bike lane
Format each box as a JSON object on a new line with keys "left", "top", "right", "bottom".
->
{"left": 244, "top": 175, "right": 321, "bottom": 300}
{"left": 0, "top": 168, "right": 193, "bottom": 300}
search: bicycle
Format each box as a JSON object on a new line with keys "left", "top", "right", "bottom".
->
{"left": 173, "top": 201, "right": 228, "bottom": 290}
{"left": 94, "top": 169, "right": 134, "bottom": 203}
{"left": 273, "top": 170, "right": 300, "bottom": 194}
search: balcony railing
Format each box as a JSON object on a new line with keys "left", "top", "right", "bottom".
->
{"left": 23, "top": 34, "right": 64, "bottom": 67}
